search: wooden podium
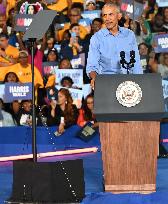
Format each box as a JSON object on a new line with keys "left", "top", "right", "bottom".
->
{"left": 94, "top": 74, "right": 165, "bottom": 194}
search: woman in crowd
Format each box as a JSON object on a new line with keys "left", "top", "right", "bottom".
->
{"left": 0, "top": 98, "right": 15, "bottom": 126}
{"left": 59, "top": 58, "right": 72, "bottom": 69}
{"left": 60, "top": 23, "right": 85, "bottom": 60}
{"left": 44, "top": 48, "right": 59, "bottom": 88}
{"left": 9, "top": 100, "right": 21, "bottom": 125}
{"left": 77, "top": 94, "right": 98, "bottom": 128}
{"left": 3, "top": 71, "right": 19, "bottom": 83}
{"left": 47, "top": 88, "right": 79, "bottom": 134}
{"left": 47, "top": 48, "right": 59, "bottom": 63}
{"left": 149, "top": 53, "right": 168, "bottom": 79}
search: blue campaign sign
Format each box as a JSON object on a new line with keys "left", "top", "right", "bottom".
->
{"left": 79, "top": 18, "right": 91, "bottom": 27}
{"left": 154, "top": 34, "right": 168, "bottom": 53}
{"left": 81, "top": 10, "right": 101, "bottom": 21}
{"left": 156, "top": 0, "right": 168, "bottom": 7}
{"left": 4, "top": 83, "right": 32, "bottom": 103}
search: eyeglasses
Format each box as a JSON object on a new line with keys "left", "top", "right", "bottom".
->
{"left": 87, "top": 2, "right": 95, "bottom": 6}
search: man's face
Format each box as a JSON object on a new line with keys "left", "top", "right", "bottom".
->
{"left": 91, "top": 20, "right": 102, "bottom": 33}
{"left": 102, "top": 6, "right": 120, "bottom": 31}
{"left": 139, "top": 44, "right": 148, "bottom": 56}
{"left": 0, "top": 37, "right": 8, "bottom": 48}
{"left": 69, "top": 10, "right": 81, "bottom": 24}
{"left": 19, "top": 54, "right": 28, "bottom": 66}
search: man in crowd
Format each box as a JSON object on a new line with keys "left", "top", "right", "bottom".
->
{"left": 0, "top": 33, "right": 19, "bottom": 67}
{"left": 86, "top": 3, "right": 143, "bottom": 89}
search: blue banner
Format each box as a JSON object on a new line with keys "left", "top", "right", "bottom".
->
{"left": 81, "top": 10, "right": 101, "bottom": 21}
{"left": 156, "top": 0, "right": 168, "bottom": 7}
{"left": 154, "top": 34, "right": 168, "bottom": 53}
{"left": 4, "top": 83, "right": 32, "bottom": 103}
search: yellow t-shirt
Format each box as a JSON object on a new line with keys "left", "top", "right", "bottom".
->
{"left": 7, "top": 63, "right": 44, "bottom": 87}
{"left": 45, "top": 74, "right": 56, "bottom": 88}
{"left": 0, "top": 45, "right": 19, "bottom": 65}
{"left": 72, "top": 0, "right": 84, "bottom": 3}
{"left": 47, "top": 0, "right": 68, "bottom": 12}
{"left": 6, "top": 0, "right": 16, "bottom": 17}
{"left": 47, "top": 0, "right": 84, "bottom": 12}
{"left": 57, "top": 23, "right": 88, "bottom": 42}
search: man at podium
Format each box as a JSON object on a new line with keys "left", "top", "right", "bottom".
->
{"left": 86, "top": 3, "right": 143, "bottom": 89}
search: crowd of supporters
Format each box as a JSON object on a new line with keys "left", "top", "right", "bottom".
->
{"left": 0, "top": 0, "right": 167, "bottom": 134}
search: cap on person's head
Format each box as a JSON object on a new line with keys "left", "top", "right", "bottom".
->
{"left": 19, "top": 50, "right": 28, "bottom": 57}
{"left": 85, "top": 0, "right": 96, "bottom": 6}
{"left": 48, "top": 48, "right": 58, "bottom": 55}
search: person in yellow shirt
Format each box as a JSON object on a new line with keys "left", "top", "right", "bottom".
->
{"left": 0, "top": 33, "right": 19, "bottom": 67}
{"left": 7, "top": 50, "right": 44, "bottom": 88}
{"left": 47, "top": 0, "right": 83, "bottom": 13}
{"left": 57, "top": 8, "right": 88, "bottom": 41}
{"left": 6, "top": 0, "right": 16, "bottom": 18}
{"left": 47, "top": 0, "right": 70, "bottom": 13}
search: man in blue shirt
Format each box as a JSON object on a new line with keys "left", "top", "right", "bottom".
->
{"left": 86, "top": 3, "right": 143, "bottom": 88}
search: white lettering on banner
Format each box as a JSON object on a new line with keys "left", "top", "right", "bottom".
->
{"left": 9, "top": 86, "right": 29, "bottom": 93}
{"left": 55, "top": 69, "right": 83, "bottom": 88}
{"left": 127, "top": 4, "right": 133, "bottom": 13}
{"left": 24, "top": 18, "right": 33, "bottom": 27}
{"left": 13, "top": 92, "right": 26, "bottom": 97}
{"left": 158, "top": 37, "right": 168, "bottom": 48}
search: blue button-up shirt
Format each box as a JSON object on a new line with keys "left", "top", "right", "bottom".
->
{"left": 86, "top": 27, "right": 143, "bottom": 76}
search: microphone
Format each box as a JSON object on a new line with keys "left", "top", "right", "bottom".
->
{"left": 120, "top": 51, "right": 126, "bottom": 66}
{"left": 119, "top": 50, "right": 136, "bottom": 74}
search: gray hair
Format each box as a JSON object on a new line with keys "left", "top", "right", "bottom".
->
{"left": 102, "top": 3, "right": 121, "bottom": 14}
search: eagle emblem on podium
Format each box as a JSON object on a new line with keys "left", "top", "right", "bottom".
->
{"left": 116, "top": 81, "right": 142, "bottom": 107}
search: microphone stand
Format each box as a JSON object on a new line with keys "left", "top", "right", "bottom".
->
{"left": 120, "top": 50, "right": 136, "bottom": 75}
{"left": 30, "top": 38, "right": 37, "bottom": 162}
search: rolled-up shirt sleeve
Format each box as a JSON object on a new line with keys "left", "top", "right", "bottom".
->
{"left": 86, "top": 34, "right": 101, "bottom": 77}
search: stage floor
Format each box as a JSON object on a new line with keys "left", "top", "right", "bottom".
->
{"left": 0, "top": 152, "right": 168, "bottom": 203}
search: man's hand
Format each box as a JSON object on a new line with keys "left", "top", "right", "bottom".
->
{"left": 89, "top": 71, "right": 97, "bottom": 90}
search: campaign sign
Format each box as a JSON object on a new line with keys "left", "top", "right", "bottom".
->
{"left": 42, "top": 62, "right": 59, "bottom": 76}
{"left": 0, "top": 84, "right": 5, "bottom": 100}
{"left": 81, "top": 10, "right": 101, "bottom": 21}
{"left": 156, "top": 0, "right": 168, "bottom": 7}
{"left": 55, "top": 69, "right": 83, "bottom": 88}
{"left": 71, "top": 53, "right": 85, "bottom": 69}
{"left": 14, "top": 14, "right": 34, "bottom": 32}
{"left": 79, "top": 18, "right": 91, "bottom": 27}
{"left": 120, "top": 0, "right": 144, "bottom": 20}
{"left": 4, "top": 83, "right": 32, "bottom": 103}
{"left": 162, "top": 79, "right": 168, "bottom": 114}
{"left": 45, "top": 0, "right": 56, "bottom": 3}
{"left": 154, "top": 34, "right": 168, "bottom": 53}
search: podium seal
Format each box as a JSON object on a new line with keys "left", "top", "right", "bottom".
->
{"left": 116, "top": 81, "right": 142, "bottom": 107}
